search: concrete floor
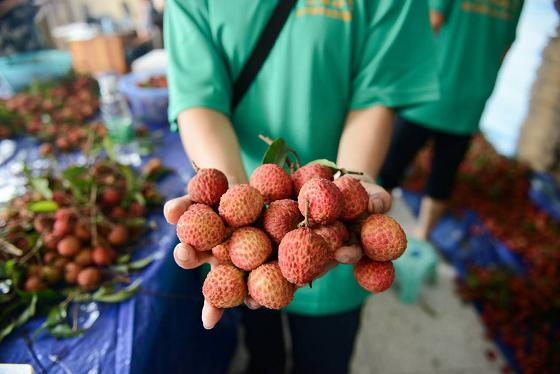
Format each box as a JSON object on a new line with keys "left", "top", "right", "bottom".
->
{"left": 229, "top": 193, "right": 507, "bottom": 373}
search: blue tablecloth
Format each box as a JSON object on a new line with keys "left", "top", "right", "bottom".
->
{"left": 0, "top": 127, "right": 239, "bottom": 373}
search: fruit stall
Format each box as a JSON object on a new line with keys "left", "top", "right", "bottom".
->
{"left": 403, "top": 136, "right": 560, "bottom": 374}
{"left": 0, "top": 74, "right": 237, "bottom": 373}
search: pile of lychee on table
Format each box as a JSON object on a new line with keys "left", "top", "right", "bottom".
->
{"left": 176, "top": 163, "right": 407, "bottom": 310}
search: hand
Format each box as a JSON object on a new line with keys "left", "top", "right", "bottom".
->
{"left": 164, "top": 194, "right": 259, "bottom": 329}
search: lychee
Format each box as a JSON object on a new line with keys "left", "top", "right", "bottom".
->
{"left": 64, "top": 262, "right": 83, "bottom": 284}
{"left": 212, "top": 241, "right": 231, "bottom": 264}
{"left": 57, "top": 236, "right": 81, "bottom": 257}
{"left": 92, "top": 246, "right": 117, "bottom": 266}
{"left": 360, "top": 214, "right": 407, "bottom": 261}
{"left": 103, "top": 188, "right": 121, "bottom": 206}
{"left": 353, "top": 258, "right": 395, "bottom": 293}
{"left": 334, "top": 176, "right": 369, "bottom": 221}
{"left": 77, "top": 267, "right": 102, "bottom": 291}
{"left": 278, "top": 227, "right": 331, "bottom": 285}
{"left": 297, "top": 178, "right": 343, "bottom": 225}
{"left": 248, "top": 262, "right": 295, "bottom": 309}
{"left": 292, "top": 163, "right": 333, "bottom": 194}
{"left": 263, "top": 199, "right": 301, "bottom": 243}
{"left": 250, "top": 164, "right": 293, "bottom": 203}
{"left": 229, "top": 227, "right": 272, "bottom": 271}
{"left": 218, "top": 185, "right": 264, "bottom": 227}
{"left": 75, "top": 249, "right": 94, "bottom": 266}
{"left": 25, "top": 276, "right": 46, "bottom": 292}
{"left": 108, "top": 224, "right": 129, "bottom": 246}
{"left": 177, "top": 203, "right": 226, "bottom": 251}
{"left": 42, "top": 266, "right": 63, "bottom": 284}
{"left": 202, "top": 264, "right": 247, "bottom": 308}
{"left": 187, "top": 168, "right": 229, "bottom": 206}
{"left": 74, "top": 220, "right": 91, "bottom": 241}
{"left": 313, "top": 221, "right": 349, "bottom": 252}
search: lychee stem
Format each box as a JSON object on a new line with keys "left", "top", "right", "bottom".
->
{"left": 339, "top": 168, "right": 364, "bottom": 176}
{"left": 258, "top": 134, "right": 274, "bottom": 145}
{"left": 191, "top": 161, "right": 200, "bottom": 173}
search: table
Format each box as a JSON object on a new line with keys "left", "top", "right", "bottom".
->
{"left": 0, "top": 126, "right": 239, "bottom": 373}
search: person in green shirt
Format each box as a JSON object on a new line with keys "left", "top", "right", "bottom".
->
{"left": 163, "top": 0, "right": 439, "bottom": 372}
{"left": 380, "top": 0, "right": 524, "bottom": 241}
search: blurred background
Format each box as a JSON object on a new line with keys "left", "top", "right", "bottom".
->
{"left": 0, "top": 0, "right": 559, "bottom": 373}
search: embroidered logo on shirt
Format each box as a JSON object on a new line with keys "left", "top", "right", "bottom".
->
{"left": 296, "top": 0, "right": 353, "bottom": 21}
{"left": 461, "top": 0, "right": 523, "bottom": 20}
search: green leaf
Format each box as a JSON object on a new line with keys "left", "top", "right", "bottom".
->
{"left": 27, "top": 200, "right": 59, "bottom": 213}
{"left": 33, "top": 303, "right": 68, "bottom": 340}
{"left": 62, "top": 166, "right": 86, "bottom": 180}
{"left": 134, "top": 192, "right": 146, "bottom": 206}
{"left": 0, "top": 295, "right": 37, "bottom": 342}
{"left": 119, "top": 165, "right": 135, "bottom": 199}
{"left": 128, "top": 256, "right": 154, "bottom": 270}
{"left": 103, "top": 137, "right": 116, "bottom": 161}
{"left": 30, "top": 178, "right": 53, "bottom": 200}
{"left": 262, "top": 138, "right": 289, "bottom": 166}
{"left": 125, "top": 217, "right": 146, "bottom": 227}
{"left": 117, "top": 254, "right": 131, "bottom": 264}
{"left": 307, "top": 159, "right": 339, "bottom": 170}
{"left": 92, "top": 279, "right": 141, "bottom": 303}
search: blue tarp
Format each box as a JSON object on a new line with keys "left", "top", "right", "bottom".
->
{"left": 0, "top": 127, "right": 238, "bottom": 373}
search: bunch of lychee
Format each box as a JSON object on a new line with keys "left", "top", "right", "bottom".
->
{"left": 177, "top": 163, "right": 407, "bottom": 310}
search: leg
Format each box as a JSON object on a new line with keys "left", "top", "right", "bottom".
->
{"left": 415, "top": 130, "right": 472, "bottom": 239}
{"left": 379, "top": 116, "right": 431, "bottom": 191}
{"left": 241, "top": 307, "right": 286, "bottom": 374}
{"left": 288, "top": 308, "right": 362, "bottom": 374}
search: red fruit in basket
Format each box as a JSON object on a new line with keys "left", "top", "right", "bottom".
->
{"left": 54, "top": 257, "right": 69, "bottom": 270}
{"left": 250, "top": 164, "right": 293, "bottom": 203}
{"left": 75, "top": 249, "right": 94, "bottom": 266}
{"left": 27, "top": 264, "right": 42, "bottom": 277}
{"left": 353, "top": 258, "right": 395, "bottom": 293}
{"left": 39, "top": 143, "right": 54, "bottom": 156}
{"left": 202, "top": 264, "right": 247, "bottom": 308}
{"left": 360, "top": 214, "right": 407, "bottom": 261}
{"left": 43, "top": 252, "right": 58, "bottom": 264}
{"left": 56, "top": 137, "right": 71, "bottom": 151}
{"left": 263, "top": 199, "right": 302, "bottom": 243}
{"left": 298, "top": 178, "right": 343, "bottom": 225}
{"left": 74, "top": 220, "right": 91, "bottom": 241}
{"left": 77, "top": 267, "right": 102, "bottom": 291}
{"left": 25, "top": 276, "right": 46, "bottom": 292}
{"left": 64, "top": 262, "right": 83, "bottom": 284}
{"left": 92, "top": 246, "right": 117, "bottom": 266}
{"left": 212, "top": 241, "right": 231, "bottom": 264}
{"left": 108, "top": 224, "right": 129, "bottom": 246}
{"left": 103, "top": 188, "right": 121, "bottom": 206}
{"left": 57, "top": 236, "right": 81, "bottom": 257}
{"left": 187, "top": 168, "right": 229, "bottom": 206}
{"left": 218, "top": 185, "right": 264, "bottom": 228}
{"left": 248, "top": 262, "right": 295, "bottom": 309}
{"left": 292, "top": 163, "right": 333, "bottom": 195}
{"left": 313, "top": 220, "right": 349, "bottom": 252}
{"left": 111, "top": 206, "right": 128, "bottom": 220}
{"left": 53, "top": 218, "right": 73, "bottom": 237}
{"left": 42, "top": 266, "right": 63, "bottom": 284}
{"left": 33, "top": 215, "right": 51, "bottom": 234}
{"left": 334, "top": 176, "right": 369, "bottom": 221}
{"left": 130, "top": 201, "right": 146, "bottom": 217}
{"left": 52, "top": 191, "right": 67, "bottom": 205}
{"left": 177, "top": 204, "right": 226, "bottom": 251}
{"left": 44, "top": 232, "right": 60, "bottom": 250}
{"left": 278, "top": 227, "right": 331, "bottom": 285}
{"left": 229, "top": 227, "right": 272, "bottom": 271}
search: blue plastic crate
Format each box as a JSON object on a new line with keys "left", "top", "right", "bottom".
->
{"left": 0, "top": 50, "right": 72, "bottom": 98}
{"left": 431, "top": 215, "right": 466, "bottom": 259}
{"left": 529, "top": 172, "right": 560, "bottom": 222}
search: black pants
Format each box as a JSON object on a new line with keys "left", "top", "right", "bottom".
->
{"left": 241, "top": 307, "right": 362, "bottom": 374}
{"left": 380, "top": 117, "right": 472, "bottom": 200}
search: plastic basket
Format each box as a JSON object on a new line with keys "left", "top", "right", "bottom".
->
{"left": 118, "top": 70, "right": 168, "bottom": 125}
{"left": 0, "top": 50, "right": 72, "bottom": 98}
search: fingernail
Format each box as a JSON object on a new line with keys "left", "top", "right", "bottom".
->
{"left": 373, "top": 198, "right": 383, "bottom": 213}
{"left": 339, "top": 255, "right": 350, "bottom": 263}
{"left": 176, "top": 247, "right": 190, "bottom": 262}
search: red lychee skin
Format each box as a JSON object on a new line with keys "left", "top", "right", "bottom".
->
{"left": 202, "top": 264, "right": 247, "bottom": 308}
{"left": 64, "top": 262, "right": 82, "bottom": 284}
{"left": 92, "top": 247, "right": 117, "bottom": 266}
{"left": 229, "top": 227, "right": 273, "bottom": 271}
{"left": 278, "top": 227, "right": 331, "bottom": 285}
{"left": 75, "top": 249, "right": 94, "bottom": 266}
{"left": 111, "top": 206, "right": 127, "bottom": 220}
{"left": 218, "top": 185, "right": 264, "bottom": 228}
{"left": 248, "top": 262, "right": 295, "bottom": 309}
{"left": 353, "top": 258, "right": 395, "bottom": 293}
{"left": 188, "top": 168, "right": 229, "bottom": 206}
{"left": 103, "top": 188, "right": 121, "bottom": 206}
{"left": 77, "top": 267, "right": 102, "bottom": 291}
{"left": 297, "top": 178, "right": 343, "bottom": 225}
{"left": 313, "top": 221, "right": 349, "bottom": 252}
{"left": 360, "top": 214, "right": 407, "bottom": 261}
{"left": 108, "top": 224, "right": 129, "bottom": 246}
{"left": 263, "top": 199, "right": 302, "bottom": 243}
{"left": 177, "top": 203, "right": 226, "bottom": 251}
{"left": 212, "top": 241, "right": 231, "bottom": 264}
{"left": 44, "top": 233, "right": 60, "bottom": 250}
{"left": 249, "top": 164, "right": 293, "bottom": 203}
{"left": 74, "top": 220, "right": 91, "bottom": 241}
{"left": 57, "top": 236, "right": 81, "bottom": 257}
{"left": 292, "top": 163, "right": 334, "bottom": 195}
{"left": 25, "top": 276, "right": 46, "bottom": 292}
{"left": 334, "top": 176, "right": 369, "bottom": 221}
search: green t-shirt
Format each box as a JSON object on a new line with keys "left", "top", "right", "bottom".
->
{"left": 402, "top": 0, "right": 523, "bottom": 135}
{"left": 165, "top": 0, "right": 439, "bottom": 316}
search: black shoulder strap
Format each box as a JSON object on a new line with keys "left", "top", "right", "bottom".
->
{"left": 231, "top": 0, "right": 297, "bottom": 111}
